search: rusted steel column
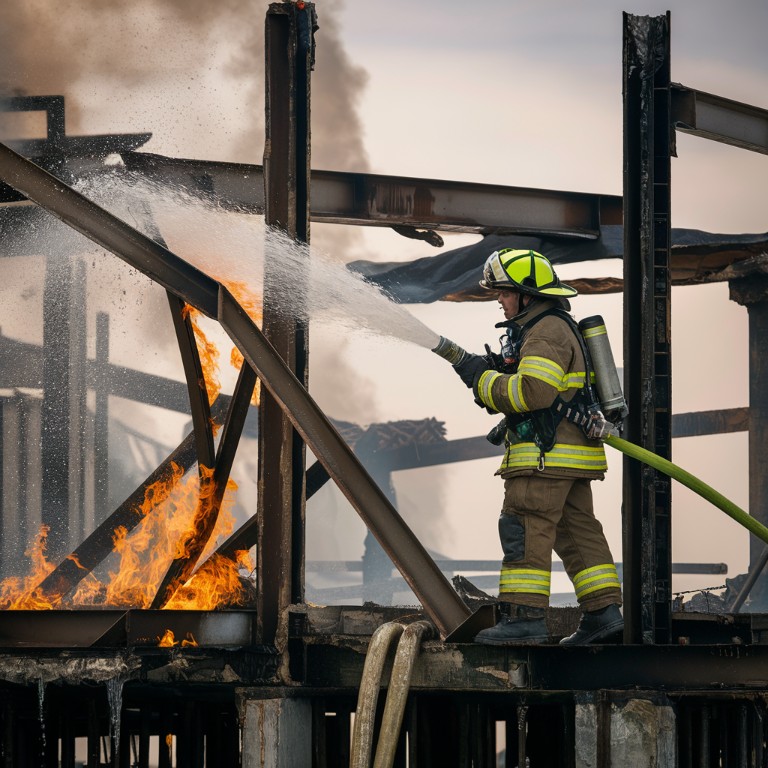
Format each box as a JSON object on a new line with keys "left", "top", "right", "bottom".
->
{"left": 258, "top": 2, "right": 316, "bottom": 643}
{"left": 729, "top": 277, "right": 768, "bottom": 608}
{"left": 622, "top": 12, "right": 673, "bottom": 644}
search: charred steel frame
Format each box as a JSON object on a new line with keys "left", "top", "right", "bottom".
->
{"left": 0, "top": 3, "right": 471, "bottom": 642}
{"left": 622, "top": 13, "right": 768, "bottom": 642}
{"left": 0, "top": 7, "right": 765, "bottom": 651}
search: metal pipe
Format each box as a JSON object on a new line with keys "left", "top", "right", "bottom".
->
{"left": 350, "top": 622, "right": 404, "bottom": 768}
{"left": 728, "top": 544, "right": 768, "bottom": 613}
{"left": 373, "top": 621, "right": 434, "bottom": 768}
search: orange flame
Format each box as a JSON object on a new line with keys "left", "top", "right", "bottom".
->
{"left": 0, "top": 526, "right": 55, "bottom": 609}
{"left": 0, "top": 460, "right": 251, "bottom": 611}
{"left": 182, "top": 304, "right": 221, "bottom": 406}
{"left": 223, "top": 279, "right": 262, "bottom": 405}
{"left": 157, "top": 629, "right": 199, "bottom": 648}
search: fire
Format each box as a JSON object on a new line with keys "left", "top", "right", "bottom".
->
{"left": 0, "top": 282, "right": 263, "bottom": 613}
{"left": 157, "top": 629, "right": 199, "bottom": 647}
{"left": 222, "top": 279, "right": 263, "bottom": 405}
{"left": 0, "top": 526, "right": 55, "bottom": 609}
{"left": 182, "top": 304, "right": 221, "bottom": 406}
{"left": 0, "top": 460, "right": 252, "bottom": 611}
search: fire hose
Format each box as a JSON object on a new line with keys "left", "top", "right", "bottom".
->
{"left": 604, "top": 434, "right": 768, "bottom": 546}
{"left": 431, "top": 335, "right": 768, "bottom": 546}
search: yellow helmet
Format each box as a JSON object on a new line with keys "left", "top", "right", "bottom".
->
{"left": 479, "top": 248, "right": 577, "bottom": 298}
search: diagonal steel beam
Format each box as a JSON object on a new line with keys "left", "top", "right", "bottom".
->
{"left": 151, "top": 364, "right": 257, "bottom": 609}
{"left": 218, "top": 288, "right": 470, "bottom": 638}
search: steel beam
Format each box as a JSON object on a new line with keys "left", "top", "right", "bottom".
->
{"left": 256, "top": 1, "right": 314, "bottom": 645}
{"left": 152, "top": 363, "right": 256, "bottom": 609}
{"left": 301, "top": 637, "right": 768, "bottom": 692}
{"left": 0, "top": 141, "right": 220, "bottom": 318}
{"left": 672, "top": 85, "right": 768, "bottom": 155}
{"left": 622, "top": 12, "right": 674, "bottom": 644}
{"left": 729, "top": 277, "right": 768, "bottom": 608}
{"left": 121, "top": 150, "right": 622, "bottom": 238}
{"left": 218, "top": 287, "right": 471, "bottom": 638}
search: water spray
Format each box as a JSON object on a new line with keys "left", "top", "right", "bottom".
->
{"left": 430, "top": 335, "right": 470, "bottom": 367}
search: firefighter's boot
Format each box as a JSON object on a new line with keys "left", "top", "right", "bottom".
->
{"left": 559, "top": 604, "right": 623, "bottom": 645}
{"left": 474, "top": 603, "right": 549, "bottom": 646}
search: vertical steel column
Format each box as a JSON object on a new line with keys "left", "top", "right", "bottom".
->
{"left": 259, "top": 2, "right": 315, "bottom": 643}
{"left": 729, "top": 278, "right": 768, "bottom": 608}
{"left": 622, "top": 12, "right": 673, "bottom": 644}
{"left": 94, "top": 312, "right": 110, "bottom": 524}
{"left": 41, "top": 253, "right": 73, "bottom": 561}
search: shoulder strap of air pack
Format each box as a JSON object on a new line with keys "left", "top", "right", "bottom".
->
{"left": 514, "top": 308, "right": 602, "bottom": 457}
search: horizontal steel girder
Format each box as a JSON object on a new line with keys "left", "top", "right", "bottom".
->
{"left": 302, "top": 635, "right": 768, "bottom": 692}
{"left": 672, "top": 84, "right": 768, "bottom": 155}
{"left": 121, "top": 151, "right": 622, "bottom": 238}
{"left": 0, "top": 609, "right": 256, "bottom": 648}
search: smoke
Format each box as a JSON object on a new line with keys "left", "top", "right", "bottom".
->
{"left": 0, "top": 0, "right": 378, "bottom": 422}
{"left": 0, "top": 0, "right": 453, "bottom": 592}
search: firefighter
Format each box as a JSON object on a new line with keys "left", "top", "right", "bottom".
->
{"left": 452, "top": 248, "right": 623, "bottom": 645}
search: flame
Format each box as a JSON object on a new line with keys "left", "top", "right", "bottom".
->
{"left": 0, "top": 458, "right": 251, "bottom": 611}
{"left": 0, "top": 526, "right": 55, "bottom": 609}
{"left": 96, "top": 466, "right": 243, "bottom": 609}
{"left": 157, "top": 629, "right": 199, "bottom": 648}
{"left": 0, "top": 285, "right": 263, "bottom": 613}
{"left": 182, "top": 304, "right": 221, "bottom": 406}
{"left": 223, "top": 279, "right": 262, "bottom": 405}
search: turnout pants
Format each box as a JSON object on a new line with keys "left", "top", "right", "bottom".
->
{"left": 497, "top": 474, "right": 621, "bottom": 611}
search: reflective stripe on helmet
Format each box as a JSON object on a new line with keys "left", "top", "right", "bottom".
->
{"left": 480, "top": 248, "right": 578, "bottom": 298}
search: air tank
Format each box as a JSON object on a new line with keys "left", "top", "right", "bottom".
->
{"left": 578, "top": 315, "right": 629, "bottom": 421}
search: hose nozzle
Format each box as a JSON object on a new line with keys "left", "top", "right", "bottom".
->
{"left": 431, "top": 335, "right": 470, "bottom": 366}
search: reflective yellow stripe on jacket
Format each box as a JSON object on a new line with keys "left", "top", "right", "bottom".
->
{"left": 573, "top": 564, "right": 621, "bottom": 600}
{"left": 476, "top": 356, "right": 587, "bottom": 415}
{"left": 499, "top": 567, "right": 551, "bottom": 597}
{"left": 500, "top": 442, "right": 607, "bottom": 473}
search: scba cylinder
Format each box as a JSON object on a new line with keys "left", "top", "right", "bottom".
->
{"left": 578, "top": 315, "right": 628, "bottom": 421}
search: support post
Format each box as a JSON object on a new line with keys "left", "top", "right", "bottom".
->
{"left": 241, "top": 698, "right": 312, "bottom": 768}
{"left": 622, "top": 12, "right": 674, "bottom": 644}
{"left": 729, "top": 276, "right": 768, "bottom": 608}
{"left": 258, "top": 2, "right": 315, "bottom": 643}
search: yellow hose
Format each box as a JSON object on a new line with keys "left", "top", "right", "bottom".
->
{"left": 605, "top": 434, "right": 768, "bottom": 546}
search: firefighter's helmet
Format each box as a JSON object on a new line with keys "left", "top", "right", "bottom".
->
{"left": 480, "top": 248, "right": 577, "bottom": 298}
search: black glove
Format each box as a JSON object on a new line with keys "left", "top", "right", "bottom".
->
{"left": 453, "top": 353, "right": 489, "bottom": 388}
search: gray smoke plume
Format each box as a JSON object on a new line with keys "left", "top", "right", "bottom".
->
{"left": 0, "top": 0, "right": 377, "bottom": 421}
{"left": 0, "top": 0, "right": 451, "bottom": 581}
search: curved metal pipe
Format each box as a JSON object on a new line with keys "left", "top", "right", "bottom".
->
{"left": 372, "top": 620, "right": 434, "bottom": 768}
{"left": 350, "top": 622, "right": 405, "bottom": 768}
